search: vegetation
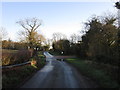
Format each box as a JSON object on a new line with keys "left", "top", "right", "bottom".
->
{"left": 65, "top": 58, "right": 119, "bottom": 88}
{"left": 17, "top": 18, "right": 46, "bottom": 50}
{"left": 80, "top": 15, "right": 119, "bottom": 66}
{"left": 2, "top": 65, "right": 36, "bottom": 88}
{"left": 52, "top": 14, "right": 119, "bottom": 66}
{"left": 115, "top": 2, "right": 120, "bottom": 9}
{"left": 52, "top": 39, "right": 70, "bottom": 55}
{"left": 52, "top": 32, "right": 67, "bottom": 42}
{"left": 49, "top": 49, "right": 63, "bottom": 56}
{"left": 2, "top": 51, "right": 46, "bottom": 88}
{"left": 2, "top": 39, "right": 28, "bottom": 50}
{"left": 2, "top": 49, "right": 33, "bottom": 66}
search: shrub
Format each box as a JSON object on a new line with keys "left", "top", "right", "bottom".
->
{"left": 2, "top": 49, "right": 33, "bottom": 66}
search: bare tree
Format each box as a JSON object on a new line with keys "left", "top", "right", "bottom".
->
{"left": 17, "top": 18, "right": 42, "bottom": 49}
{"left": 17, "top": 18, "right": 42, "bottom": 32}
{"left": 43, "top": 38, "right": 52, "bottom": 46}
{"left": 35, "top": 33, "right": 46, "bottom": 44}
{"left": 0, "top": 27, "right": 8, "bottom": 40}
{"left": 52, "top": 32, "right": 67, "bottom": 42}
{"left": 70, "top": 33, "right": 81, "bottom": 43}
{"left": 70, "top": 34, "right": 77, "bottom": 43}
{"left": 17, "top": 30, "right": 28, "bottom": 42}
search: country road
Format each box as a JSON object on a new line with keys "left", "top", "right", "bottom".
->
{"left": 21, "top": 52, "right": 97, "bottom": 88}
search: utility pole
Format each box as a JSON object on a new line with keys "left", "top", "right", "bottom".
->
{"left": 115, "top": 1, "right": 120, "bottom": 27}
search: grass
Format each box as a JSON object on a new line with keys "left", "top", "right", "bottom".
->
{"left": 2, "top": 51, "right": 46, "bottom": 88}
{"left": 2, "top": 65, "right": 36, "bottom": 88}
{"left": 65, "top": 58, "right": 119, "bottom": 88}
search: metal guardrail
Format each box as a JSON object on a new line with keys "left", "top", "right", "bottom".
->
{"left": 1, "top": 61, "right": 31, "bottom": 69}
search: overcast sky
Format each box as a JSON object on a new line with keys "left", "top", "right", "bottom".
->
{"left": 2, "top": 1, "right": 117, "bottom": 41}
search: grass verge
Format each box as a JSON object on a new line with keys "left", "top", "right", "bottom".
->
{"left": 2, "top": 51, "right": 46, "bottom": 88}
{"left": 65, "top": 58, "right": 119, "bottom": 88}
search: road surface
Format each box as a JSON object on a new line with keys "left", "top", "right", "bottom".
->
{"left": 21, "top": 52, "right": 97, "bottom": 88}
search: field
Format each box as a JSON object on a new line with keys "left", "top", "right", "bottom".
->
{"left": 2, "top": 49, "right": 33, "bottom": 66}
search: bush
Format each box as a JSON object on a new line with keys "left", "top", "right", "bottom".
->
{"left": 94, "top": 54, "right": 119, "bottom": 66}
{"left": 2, "top": 49, "right": 33, "bottom": 66}
{"left": 2, "top": 65, "right": 36, "bottom": 88}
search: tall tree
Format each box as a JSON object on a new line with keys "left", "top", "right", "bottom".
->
{"left": 81, "top": 15, "right": 118, "bottom": 65}
{"left": 17, "top": 18, "right": 42, "bottom": 49}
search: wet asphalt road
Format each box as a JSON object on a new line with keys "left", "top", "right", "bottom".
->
{"left": 21, "top": 52, "right": 96, "bottom": 88}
